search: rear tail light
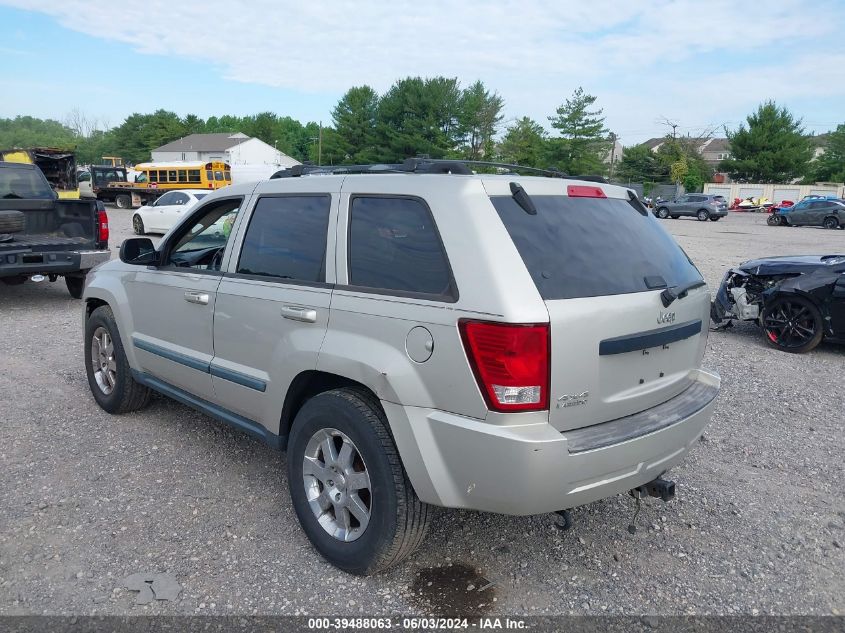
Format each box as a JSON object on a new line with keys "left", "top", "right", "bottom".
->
{"left": 97, "top": 206, "right": 109, "bottom": 243}
{"left": 459, "top": 320, "right": 550, "bottom": 412}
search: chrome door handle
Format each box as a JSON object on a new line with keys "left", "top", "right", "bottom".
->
{"left": 281, "top": 305, "right": 317, "bottom": 323}
{"left": 184, "top": 291, "right": 209, "bottom": 305}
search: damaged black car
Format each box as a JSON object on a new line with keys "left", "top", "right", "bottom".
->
{"left": 711, "top": 255, "right": 845, "bottom": 353}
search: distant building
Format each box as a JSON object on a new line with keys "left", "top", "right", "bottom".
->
{"left": 151, "top": 133, "right": 299, "bottom": 167}
{"left": 641, "top": 137, "right": 731, "bottom": 168}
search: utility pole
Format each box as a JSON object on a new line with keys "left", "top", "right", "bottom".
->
{"left": 318, "top": 121, "right": 322, "bottom": 166}
{"left": 608, "top": 132, "right": 618, "bottom": 180}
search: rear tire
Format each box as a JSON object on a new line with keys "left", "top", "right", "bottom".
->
{"left": 115, "top": 194, "right": 131, "bottom": 209}
{"left": 65, "top": 275, "right": 85, "bottom": 299}
{"left": 767, "top": 214, "right": 781, "bottom": 226}
{"left": 287, "top": 388, "right": 430, "bottom": 575}
{"left": 697, "top": 209, "right": 710, "bottom": 221}
{"left": 132, "top": 214, "right": 145, "bottom": 235}
{"left": 0, "top": 209, "right": 25, "bottom": 233}
{"left": 670, "top": 215, "right": 680, "bottom": 219}
{"left": 709, "top": 216, "right": 721, "bottom": 221}
{"left": 85, "top": 305, "right": 151, "bottom": 413}
{"left": 761, "top": 296, "right": 823, "bottom": 354}
{"left": 823, "top": 216, "right": 839, "bottom": 230}
{"left": 656, "top": 207, "right": 670, "bottom": 219}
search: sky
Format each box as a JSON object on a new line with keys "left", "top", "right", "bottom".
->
{"left": 1, "top": 0, "right": 844, "bottom": 145}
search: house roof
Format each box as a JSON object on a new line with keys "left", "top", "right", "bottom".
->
{"left": 642, "top": 138, "right": 665, "bottom": 150}
{"left": 152, "top": 133, "right": 250, "bottom": 153}
{"left": 701, "top": 138, "right": 730, "bottom": 153}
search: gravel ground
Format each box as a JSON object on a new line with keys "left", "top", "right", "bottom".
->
{"left": 0, "top": 209, "right": 843, "bottom": 616}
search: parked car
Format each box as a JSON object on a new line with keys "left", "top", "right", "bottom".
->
{"left": 767, "top": 197, "right": 845, "bottom": 228}
{"left": 131, "top": 189, "right": 209, "bottom": 235}
{"left": 0, "top": 161, "right": 109, "bottom": 297}
{"left": 711, "top": 254, "right": 845, "bottom": 353}
{"left": 83, "top": 159, "right": 720, "bottom": 574}
{"left": 654, "top": 194, "right": 728, "bottom": 221}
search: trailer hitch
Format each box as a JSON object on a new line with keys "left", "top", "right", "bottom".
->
{"left": 627, "top": 477, "right": 676, "bottom": 534}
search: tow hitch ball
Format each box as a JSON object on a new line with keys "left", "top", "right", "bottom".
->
{"left": 627, "top": 477, "right": 676, "bottom": 534}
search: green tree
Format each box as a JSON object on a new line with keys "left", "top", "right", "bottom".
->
{"left": 655, "top": 137, "right": 712, "bottom": 186}
{"left": 810, "top": 125, "right": 845, "bottom": 182}
{"left": 456, "top": 80, "right": 504, "bottom": 160}
{"left": 546, "top": 87, "right": 609, "bottom": 175}
{"left": 615, "top": 143, "right": 662, "bottom": 182}
{"left": 0, "top": 116, "right": 76, "bottom": 149}
{"left": 331, "top": 86, "right": 379, "bottom": 163}
{"left": 497, "top": 117, "right": 547, "bottom": 166}
{"left": 719, "top": 101, "right": 812, "bottom": 182}
{"left": 375, "top": 76, "right": 463, "bottom": 161}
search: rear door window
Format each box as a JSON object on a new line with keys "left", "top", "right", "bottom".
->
{"left": 491, "top": 195, "right": 703, "bottom": 300}
{"left": 237, "top": 195, "right": 331, "bottom": 282}
{"left": 347, "top": 196, "right": 456, "bottom": 300}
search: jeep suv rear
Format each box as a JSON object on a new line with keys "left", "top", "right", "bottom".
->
{"left": 82, "top": 160, "right": 720, "bottom": 574}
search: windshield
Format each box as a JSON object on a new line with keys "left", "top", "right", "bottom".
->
{"left": 0, "top": 167, "right": 55, "bottom": 199}
{"left": 491, "top": 194, "right": 703, "bottom": 300}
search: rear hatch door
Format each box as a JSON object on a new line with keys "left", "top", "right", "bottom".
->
{"left": 487, "top": 180, "right": 709, "bottom": 432}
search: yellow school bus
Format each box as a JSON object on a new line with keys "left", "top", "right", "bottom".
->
{"left": 133, "top": 161, "right": 232, "bottom": 191}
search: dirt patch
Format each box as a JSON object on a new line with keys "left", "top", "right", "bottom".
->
{"left": 409, "top": 563, "right": 496, "bottom": 616}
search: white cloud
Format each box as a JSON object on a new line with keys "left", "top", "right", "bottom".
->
{"left": 3, "top": 0, "right": 845, "bottom": 141}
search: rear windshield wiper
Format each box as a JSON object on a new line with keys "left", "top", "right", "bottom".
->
{"left": 661, "top": 279, "right": 706, "bottom": 307}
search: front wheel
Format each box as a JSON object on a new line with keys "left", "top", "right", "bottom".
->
{"left": 287, "top": 388, "right": 430, "bottom": 575}
{"left": 823, "top": 216, "right": 840, "bottom": 230}
{"left": 85, "top": 305, "right": 152, "bottom": 413}
{"left": 761, "top": 296, "right": 823, "bottom": 354}
{"left": 656, "top": 207, "right": 670, "bottom": 219}
{"left": 132, "top": 214, "right": 145, "bottom": 235}
{"left": 767, "top": 214, "right": 781, "bottom": 226}
{"left": 697, "top": 209, "right": 710, "bottom": 221}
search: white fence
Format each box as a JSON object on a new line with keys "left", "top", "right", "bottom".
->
{"left": 703, "top": 182, "right": 844, "bottom": 204}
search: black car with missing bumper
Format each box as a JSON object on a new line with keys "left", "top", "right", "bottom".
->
{"left": 711, "top": 255, "right": 845, "bottom": 353}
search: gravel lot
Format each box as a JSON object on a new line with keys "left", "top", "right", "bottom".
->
{"left": 0, "top": 209, "right": 843, "bottom": 616}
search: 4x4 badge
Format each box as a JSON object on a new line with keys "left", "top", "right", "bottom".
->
{"left": 556, "top": 391, "right": 589, "bottom": 408}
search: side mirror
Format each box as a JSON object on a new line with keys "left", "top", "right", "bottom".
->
{"left": 119, "top": 238, "right": 159, "bottom": 266}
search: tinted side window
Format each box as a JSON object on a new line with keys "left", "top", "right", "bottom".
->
{"left": 237, "top": 195, "right": 331, "bottom": 282}
{"left": 348, "top": 196, "right": 454, "bottom": 299}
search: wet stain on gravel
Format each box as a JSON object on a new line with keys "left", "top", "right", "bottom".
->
{"left": 410, "top": 563, "right": 495, "bottom": 616}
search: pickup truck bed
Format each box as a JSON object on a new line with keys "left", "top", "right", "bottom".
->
{"left": 1, "top": 161, "right": 110, "bottom": 297}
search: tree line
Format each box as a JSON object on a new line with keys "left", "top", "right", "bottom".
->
{"left": 1, "top": 79, "right": 842, "bottom": 187}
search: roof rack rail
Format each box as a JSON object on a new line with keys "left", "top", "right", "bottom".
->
{"left": 269, "top": 158, "right": 569, "bottom": 179}
{"left": 570, "top": 175, "right": 609, "bottom": 183}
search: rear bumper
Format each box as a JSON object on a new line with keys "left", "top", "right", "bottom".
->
{"left": 0, "top": 249, "right": 110, "bottom": 277}
{"left": 386, "top": 368, "right": 720, "bottom": 516}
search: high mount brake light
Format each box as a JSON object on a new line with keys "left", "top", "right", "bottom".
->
{"left": 567, "top": 185, "right": 606, "bottom": 198}
{"left": 459, "top": 320, "right": 550, "bottom": 412}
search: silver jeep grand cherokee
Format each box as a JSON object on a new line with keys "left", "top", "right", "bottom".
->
{"left": 83, "top": 159, "right": 720, "bottom": 575}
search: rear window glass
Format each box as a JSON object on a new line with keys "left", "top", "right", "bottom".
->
{"left": 0, "top": 167, "right": 54, "bottom": 199}
{"left": 490, "top": 195, "right": 702, "bottom": 300}
{"left": 348, "top": 196, "right": 455, "bottom": 299}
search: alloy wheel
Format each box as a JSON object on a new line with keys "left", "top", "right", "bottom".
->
{"left": 90, "top": 326, "right": 117, "bottom": 394}
{"left": 302, "top": 428, "right": 372, "bottom": 542}
{"left": 762, "top": 301, "right": 817, "bottom": 350}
